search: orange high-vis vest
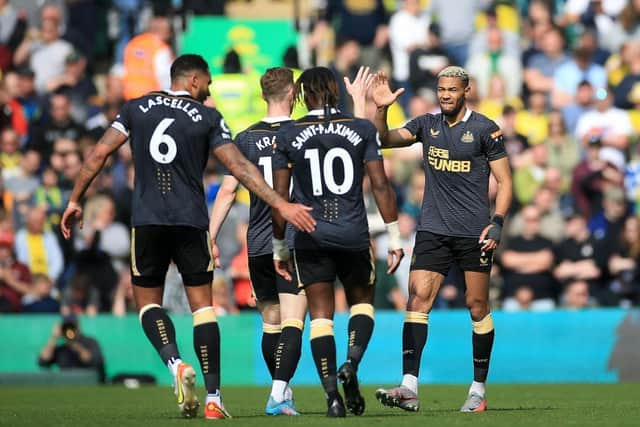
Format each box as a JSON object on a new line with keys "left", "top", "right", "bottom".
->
{"left": 123, "top": 33, "right": 169, "bottom": 100}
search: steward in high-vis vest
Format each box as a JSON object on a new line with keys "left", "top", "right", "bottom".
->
{"left": 123, "top": 17, "right": 174, "bottom": 100}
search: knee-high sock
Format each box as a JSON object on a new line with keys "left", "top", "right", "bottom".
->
{"left": 139, "top": 304, "right": 181, "bottom": 370}
{"left": 401, "top": 311, "right": 428, "bottom": 393}
{"left": 472, "top": 313, "right": 495, "bottom": 383}
{"left": 262, "top": 323, "right": 281, "bottom": 378}
{"left": 346, "top": 303, "right": 374, "bottom": 370}
{"left": 310, "top": 318, "right": 338, "bottom": 401}
{"left": 193, "top": 306, "right": 221, "bottom": 395}
{"left": 271, "top": 318, "right": 304, "bottom": 402}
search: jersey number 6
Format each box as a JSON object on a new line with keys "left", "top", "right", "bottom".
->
{"left": 149, "top": 118, "right": 178, "bottom": 164}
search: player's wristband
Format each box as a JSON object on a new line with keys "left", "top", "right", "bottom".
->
{"left": 386, "top": 221, "right": 402, "bottom": 251}
{"left": 272, "top": 238, "right": 290, "bottom": 261}
{"left": 491, "top": 215, "right": 504, "bottom": 227}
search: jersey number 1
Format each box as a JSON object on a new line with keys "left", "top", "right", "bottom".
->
{"left": 150, "top": 118, "right": 177, "bottom": 164}
{"left": 304, "top": 148, "right": 354, "bottom": 196}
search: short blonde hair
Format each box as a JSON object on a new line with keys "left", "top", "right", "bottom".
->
{"left": 437, "top": 66, "right": 469, "bottom": 87}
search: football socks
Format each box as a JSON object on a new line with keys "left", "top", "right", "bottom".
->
{"left": 193, "top": 306, "right": 221, "bottom": 395}
{"left": 346, "top": 303, "right": 374, "bottom": 370}
{"left": 310, "top": 318, "right": 339, "bottom": 401}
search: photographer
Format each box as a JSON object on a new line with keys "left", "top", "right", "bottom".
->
{"left": 38, "top": 314, "right": 105, "bottom": 383}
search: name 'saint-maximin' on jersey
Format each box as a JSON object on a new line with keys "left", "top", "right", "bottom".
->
{"left": 403, "top": 109, "right": 507, "bottom": 238}
{"left": 230, "top": 117, "right": 294, "bottom": 257}
{"left": 112, "top": 90, "right": 232, "bottom": 230}
{"left": 273, "top": 109, "right": 382, "bottom": 251}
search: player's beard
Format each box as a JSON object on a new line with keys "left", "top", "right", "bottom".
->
{"left": 441, "top": 96, "right": 465, "bottom": 119}
{"left": 196, "top": 88, "right": 209, "bottom": 103}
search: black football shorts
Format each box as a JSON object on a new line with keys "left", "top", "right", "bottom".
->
{"left": 248, "top": 254, "right": 301, "bottom": 302}
{"left": 410, "top": 231, "right": 493, "bottom": 275}
{"left": 292, "top": 248, "right": 375, "bottom": 288}
{"left": 130, "top": 225, "right": 214, "bottom": 287}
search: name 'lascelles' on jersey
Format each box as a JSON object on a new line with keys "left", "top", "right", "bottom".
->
{"left": 112, "top": 90, "right": 232, "bottom": 230}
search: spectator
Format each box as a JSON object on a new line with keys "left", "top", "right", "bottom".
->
{"left": 563, "top": 80, "right": 594, "bottom": 135}
{"left": 13, "top": 66, "right": 40, "bottom": 126}
{"left": 388, "top": 0, "right": 429, "bottom": 112}
{"left": 0, "top": 0, "right": 27, "bottom": 71}
{"left": 14, "top": 205, "right": 64, "bottom": 282}
{"left": 0, "top": 127, "right": 23, "bottom": 180}
{"left": 552, "top": 46, "right": 607, "bottom": 109}
{"left": 1, "top": 70, "right": 29, "bottom": 138}
{"left": 602, "top": 0, "right": 640, "bottom": 53}
{"left": 426, "top": 0, "right": 488, "bottom": 66}
{"left": 21, "top": 273, "right": 60, "bottom": 313}
{"left": 13, "top": 3, "right": 73, "bottom": 94}
{"left": 613, "top": 40, "right": 640, "bottom": 110}
{"left": 38, "top": 314, "right": 106, "bottom": 383}
{"left": 575, "top": 87, "right": 634, "bottom": 149}
{"left": 561, "top": 279, "right": 593, "bottom": 309}
{"left": 0, "top": 231, "right": 31, "bottom": 312}
{"left": 509, "top": 184, "right": 567, "bottom": 244}
{"left": 553, "top": 209, "right": 601, "bottom": 290}
{"left": 521, "top": 0, "right": 554, "bottom": 67}
{"left": 501, "top": 205, "right": 557, "bottom": 310}
{"left": 515, "top": 91, "right": 549, "bottom": 145}
{"left": 513, "top": 143, "right": 548, "bottom": 205}
{"left": 229, "top": 222, "right": 253, "bottom": 310}
{"left": 603, "top": 215, "right": 640, "bottom": 306}
{"left": 74, "top": 194, "right": 129, "bottom": 273}
{"left": 33, "top": 167, "right": 64, "bottom": 230}
{"left": 570, "top": 136, "right": 606, "bottom": 218}
{"left": 469, "top": 4, "right": 520, "bottom": 59}
{"left": 408, "top": 23, "right": 451, "bottom": 94}
{"left": 589, "top": 185, "right": 627, "bottom": 241}
{"left": 499, "top": 105, "right": 529, "bottom": 170}
{"left": 4, "top": 150, "right": 41, "bottom": 219}
{"left": 27, "top": 91, "right": 85, "bottom": 162}
{"left": 524, "top": 26, "right": 569, "bottom": 96}
{"left": 122, "top": 15, "right": 173, "bottom": 100}
{"left": 45, "top": 50, "right": 97, "bottom": 123}
{"left": 544, "top": 110, "right": 580, "bottom": 192}
{"left": 313, "top": 0, "right": 389, "bottom": 69}
{"left": 111, "top": 268, "right": 135, "bottom": 317}
{"left": 329, "top": 37, "right": 361, "bottom": 113}
{"left": 477, "top": 74, "right": 523, "bottom": 121}
{"left": 466, "top": 26, "right": 522, "bottom": 100}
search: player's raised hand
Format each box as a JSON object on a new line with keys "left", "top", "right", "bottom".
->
{"left": 279, "top": 202, "right": 316, "bottom": 233}
{"left": 60, "top": 201, "right": 83, "bottom": 240}
{"left": 387, "top": 248, "right": 405, "bottom": 274}
{"left": 370, "top": 71, "right": 404, "bottom": 108}
{"left": 344, "top": 66, "right": 374, "bottom": 102}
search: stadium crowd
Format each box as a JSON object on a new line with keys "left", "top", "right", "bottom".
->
{"left": 0, "top": 0, "right": 639, "bottom": 318}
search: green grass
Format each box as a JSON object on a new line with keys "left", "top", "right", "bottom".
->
{"left": 1, "top": 384, "right": 639, "bottom": 426}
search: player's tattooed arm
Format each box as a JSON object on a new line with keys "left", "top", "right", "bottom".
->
{"left": 214, "top": 144, "right": 315, "bottom": 233}
{"left": 61, "top": 127, "right": 128, "bottom": 239}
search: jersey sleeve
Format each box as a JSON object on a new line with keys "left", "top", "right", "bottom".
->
{"left": 482, "top": 120, "right": 508, "bottom": 162}
{"left": 272, "top": 129, "right": 290, "bottom": 171}
{"left": 402, "top": 115, "right": 427, "bottom": 142}
{"left": 111, "top": 102, "right": 132, "bottom": 137}
{"left": 208, "top": 110, "right": 233, "bottom": 150}
{"left": 363, "top": 121, "right": 383, "bottom": 163}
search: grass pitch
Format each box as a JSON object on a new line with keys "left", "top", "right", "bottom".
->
{"left": 1, "top": 384, "right": 638, "bottom": 426}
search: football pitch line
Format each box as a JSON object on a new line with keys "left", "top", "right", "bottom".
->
{"left": 0, "top": 384, "right": 638, "bottom": 426}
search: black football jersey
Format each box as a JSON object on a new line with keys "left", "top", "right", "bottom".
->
{"left": 112, "top": 90, "right": 232, "bottom": 229}
{"left": 231, "top": 117, "right": 294, "bottom": 257}
{"left": 403, "top": 109, "right": 507, "bottom": 238}
{"left": 273, "top": 109, "right": 382, "bottom": 251}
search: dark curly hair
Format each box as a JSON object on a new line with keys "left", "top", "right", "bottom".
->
{"left": 294, "top": 67, "right": 339, "bottom": 115}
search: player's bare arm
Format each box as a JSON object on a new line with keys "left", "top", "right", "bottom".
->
{"left": 366, "top": 159, "right": 404, "bottom": 273}
{"left": 213, "top": 143, "right": 315, "bottom": 233}
{"left": 344, "top": 66, "right": 374, "bottom": 118}
{"left": 479, "top": 156, "right": 512, "bottom": 252}
{"left": 271, "top": 168, "right": 294, "bottom": 281}
{"left": 61, "top": 127, "right": 128, "bottom": 240}
{"left": 208, "top": 175, "right": 239, "bottom": 268}
{"left": 366, "top": 72, "right": 416, "bottom": 148}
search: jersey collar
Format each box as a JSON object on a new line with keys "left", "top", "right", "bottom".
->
{"left": 163, "top": 89, "right": 191, "bottom": 96}
{"left": 262, "top": 116, "right": 291, "bottom": 123}
{"left": 308, "top": 108, "right": 340, "bottom": 116}
{"left": 443, "top": 107, "right": 472, "bottom": 127}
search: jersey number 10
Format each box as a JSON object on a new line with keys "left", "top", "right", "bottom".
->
{"left": 304, "top": 148, "right": 354, "bottom": 196}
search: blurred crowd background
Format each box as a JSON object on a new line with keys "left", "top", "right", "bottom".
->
{"left": 1, "top": 0, "right": 639, "bottom": 319}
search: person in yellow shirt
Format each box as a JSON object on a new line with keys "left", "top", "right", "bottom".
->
{"left": 628, "top": 82, "right": 640, "bottom": 135}
{"left": 515, "top": 91, "right": 549, "bottom": 145}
